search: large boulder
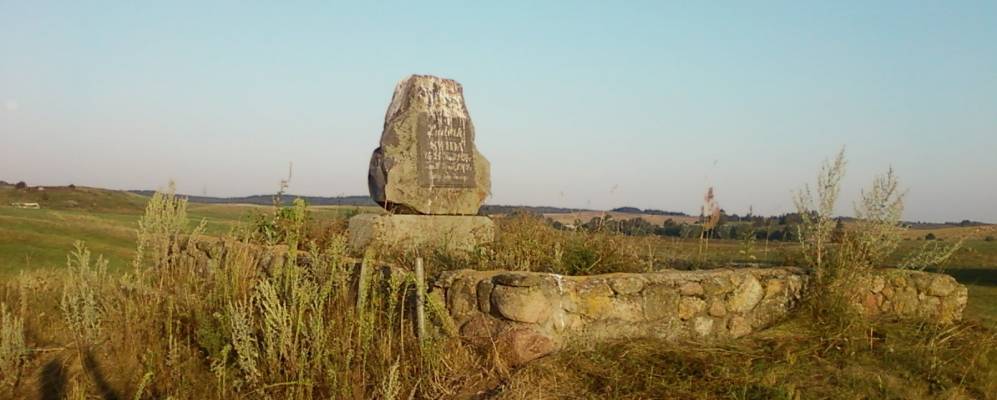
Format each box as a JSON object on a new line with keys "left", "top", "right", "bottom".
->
{"left": 368, "top": 75, "right": 491, "bottom": 215}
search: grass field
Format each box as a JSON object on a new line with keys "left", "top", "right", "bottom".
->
{"left": 1, "top": 186, "right": 995, "bottom": 398}
{"left": 0, "top": 186, "right": 375, "bottom": 275}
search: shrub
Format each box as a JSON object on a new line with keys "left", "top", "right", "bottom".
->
{"left": 794, "top": 150, "right": 963, "bottom": 327}
{"left": 13, "top": 181, "right": 25, "bottom": 190}
{"left": 133, "top": 182, "right": 203, "bottom": 271}
{"left": 794, "top": 149, "right": 847, "bottom": 290}
{"left": 60, "top": 241, "right": 107, "bottom": 345}
{"left": 925, "top": 233, "right": 937, "bottom": 240}
{"left": 985, "top": 236, "right": 994, "bottom": 242}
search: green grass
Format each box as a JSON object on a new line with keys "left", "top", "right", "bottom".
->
{"left": 942, "top": 242, "right": 997, "bottom": 328}
{"left": 0, "top": 208, "right": 137, "bottom": 274}
{"left": 0, "top": 198, "right": 375, "bottom": 275}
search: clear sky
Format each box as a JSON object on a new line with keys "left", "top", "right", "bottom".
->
{"left": 1, "top": 1, "right": 995, "bottom": 222}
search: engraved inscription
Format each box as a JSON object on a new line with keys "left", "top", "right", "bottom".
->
{"left": 417, "top": 112, "right": 476, "bottom": 188}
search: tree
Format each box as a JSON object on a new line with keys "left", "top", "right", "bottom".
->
{"left": 14, "top": 181, "right": 27, "bottom": 189}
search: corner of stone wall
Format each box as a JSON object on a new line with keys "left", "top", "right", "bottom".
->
{"left": 852, "top": 269, "right": 968, "bottom": 323}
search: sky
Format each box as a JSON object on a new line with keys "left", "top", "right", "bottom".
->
{"left": 1, "top": 1, "right": 995, "bottom": 222}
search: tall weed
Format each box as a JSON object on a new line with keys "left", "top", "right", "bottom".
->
{"left": 0, "top": 303, "right": 27, "bottom": 389}
{"left": 61, "top": 241, "right": 107, "bottom": 346}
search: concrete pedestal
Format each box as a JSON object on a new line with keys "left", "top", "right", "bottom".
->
{"left": 348, "top": 214, "right": 495, "bottom": 252}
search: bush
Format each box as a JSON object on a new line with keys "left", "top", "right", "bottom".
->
{"left": 925, "top": 233, "right": 937, "bottom": 241}
{"left": 986, "top": 236, "right": 995, "bottom": 242}
{"left": 13, "top": 181, "right": 25, "bottom": 190}
{"left": 793, "top": 150, "right": 960, "bottom": 326}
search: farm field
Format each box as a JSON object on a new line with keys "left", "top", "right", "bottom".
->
{"left": 543, "top": 210, "right": 700, "bottom": 226}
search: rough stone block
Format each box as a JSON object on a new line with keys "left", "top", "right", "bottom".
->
{"left": 367, "top": 75, "right": 491, "bottom": 215}
{"left": 492, "top": 285, "right": 552, "bottom": 324}
{"left": 727, "top": 274, "right": 764, "bottom": 313}
{"left": 348, "top": 213, "right": 494, "bottom": 252}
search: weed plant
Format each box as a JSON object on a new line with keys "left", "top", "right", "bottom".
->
{"left": 0, "top": 303, "right": 26, "bottom": 390}
{"left": 794, "top": 149, "right": 964, "bottom": 331}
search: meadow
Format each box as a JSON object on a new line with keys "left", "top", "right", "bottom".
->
{"left": 0, "top": 183, "right": 995, "bottom": 399}
{"left": 0, "top": 185, "right": 372, "bottom": 275}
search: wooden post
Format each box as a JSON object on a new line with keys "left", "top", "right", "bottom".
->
{"left": 415, "top": 257, "right": 426, "bottom": 341}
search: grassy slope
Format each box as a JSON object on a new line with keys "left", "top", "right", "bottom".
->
{"left": 0, "top": 185, "right": 148, "bottom": 213}
{"left": 0, "top": 186, "right": 375, "bottom": 275}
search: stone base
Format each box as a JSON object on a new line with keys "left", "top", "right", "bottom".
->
{"left": 348, "top": 214, "right": 495, "bottom": 252}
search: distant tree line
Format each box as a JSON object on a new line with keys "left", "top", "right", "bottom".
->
{"left": 610, "top": 207, "right": 689, "bottom": 216}
{"left": 549, "top": 211, "right": 848, "bottom": 242}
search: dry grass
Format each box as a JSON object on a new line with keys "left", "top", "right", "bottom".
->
{"left": 377, "top": 212, "right": 654, "bottom": 277}
{"left": 498, "top": 317, "right": 997, "bottom": 399}
{"left": 0, "top": 302, "right": 27, "bottom": 390}
{"left": 1, "top": 158, "right": 995, "bottom": 398}
{"left": 2, "top": 189, "right": 494, "bottom": 399}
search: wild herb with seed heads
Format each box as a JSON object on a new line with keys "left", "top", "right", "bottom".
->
{"left": 0, "top": 304, "right": 27, "bottom": 389}
{"left": 61, "top": 241, "right": 107, "bottom": 345}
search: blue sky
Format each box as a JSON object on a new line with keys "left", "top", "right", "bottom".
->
{"left": 1, "top": 1, "right": 995, "bottom": 222}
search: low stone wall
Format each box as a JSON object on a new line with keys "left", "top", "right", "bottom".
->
{"left": 433, "top": 267, "right": 807, "bottom": 365}
{"left": 433, "top": 267, "right": 970, "bottom": 365}
{"left": 854, "top": 269, "right": 968, "bottom": 323}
